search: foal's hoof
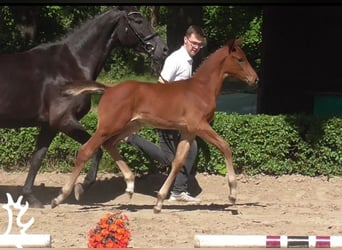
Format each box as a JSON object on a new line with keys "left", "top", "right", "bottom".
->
{"left": 51, "top": 199, "right": 59, "bottom": 209}
{"left": 126, "top": 191, "right": 133, "bottom": 199}
{"left": 231, "top": 208, "right": 239, "bottom": 215}
{"left": 229, "top": 204, "right": 239, "bottom": 215}
{"left": 153, "top": 206, "right": 161, "bottom": 214}
{"left": 229, "top": 195, "right": 236, "bottom": 204}
{"left": 74, "top": 183, "right": 85, "bottom": 201}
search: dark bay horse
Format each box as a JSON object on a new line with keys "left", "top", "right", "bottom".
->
{"left": 0, "top": 6, "right": 168, "bottom": 208}
{"left": 52, "top": 38, "right": 258, "bottom": 213}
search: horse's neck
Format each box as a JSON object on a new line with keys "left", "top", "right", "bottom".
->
{"left": 192, "top": 48, "right": 227, "bottom": 98}
{"left": 64, "top": 9, "right": 123, "bottom": 79}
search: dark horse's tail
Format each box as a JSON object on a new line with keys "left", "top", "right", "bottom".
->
{"left": 62, "top": 80, "right": 108, "bottom": 96}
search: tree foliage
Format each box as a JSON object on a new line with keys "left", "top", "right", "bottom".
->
{"left": 0, "top": 6, "right": 107, "bottom": 52}
{"left": 0, "top": 5, "right": 262, "bottom": 77}
{"left": 203, "top": 6, "right": 262, "bottom": 70}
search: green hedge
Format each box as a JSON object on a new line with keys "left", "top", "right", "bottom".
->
{"left": 1, "top": 112, "right": 342, "bottom": 177}
{"left": 201, "top": 113, "right": 342, "bottom": 177}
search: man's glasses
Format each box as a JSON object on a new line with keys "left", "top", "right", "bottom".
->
{"left": 187, "top": 39, "right": 204, "bottom": 49}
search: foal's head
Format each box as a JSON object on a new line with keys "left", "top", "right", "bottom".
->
{"left": 115, "top": 6, "right": 168, "bottom": 64}
{"left": 223, "top": 38, "right": 259, "bottom": 86}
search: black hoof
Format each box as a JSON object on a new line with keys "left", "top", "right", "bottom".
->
{"left": 23, "top": 194, "right": 44, "bottom": 208}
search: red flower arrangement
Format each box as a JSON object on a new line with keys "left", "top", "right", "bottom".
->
{"left": 88, "top": 211, "right": 131, "bottom": 248}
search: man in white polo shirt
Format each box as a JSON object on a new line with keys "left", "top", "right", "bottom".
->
{"left": 127, "top": 25, "right": 206, "bottom": 202}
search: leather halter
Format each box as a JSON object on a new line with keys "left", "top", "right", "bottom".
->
{"left": 125, "top": 11, "right": 159, "bottom": 58}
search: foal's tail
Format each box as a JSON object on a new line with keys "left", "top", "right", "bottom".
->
{"left": 62, "top": 80, "right": 108, "bottom": 96}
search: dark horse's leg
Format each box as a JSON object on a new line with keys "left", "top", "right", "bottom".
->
{"left": 23, "top": 118, "right": 102, "bottom": 208}
{"left": 23, "top": 126, "right": 58, "bottom": 208}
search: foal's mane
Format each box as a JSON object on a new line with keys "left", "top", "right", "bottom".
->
{"left": 192, "top": 46, "right": 228, "bottom": 80}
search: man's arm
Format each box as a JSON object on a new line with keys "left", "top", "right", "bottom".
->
{"left": 158, "top": 75, "right": 168, "bottom": 84}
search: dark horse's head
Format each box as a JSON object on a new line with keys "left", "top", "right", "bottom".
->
{"left": 115, "top": 6, "right": 168, "bottom": 73}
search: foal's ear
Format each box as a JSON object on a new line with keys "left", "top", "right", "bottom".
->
{"left": 227, "top": 38, "right": 235, "bottom": 53}
{"left": 227, "top": 38, "right": 243, "bottom": 53}
{"left": 234, "top": 38, "right": 243, "bottom": 47}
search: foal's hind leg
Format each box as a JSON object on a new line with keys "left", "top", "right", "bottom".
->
{"left": 23, "top": 126, "right": 57, "bottom": 208}
{"left": 102, "top": 137, "right": 135, "bottom": 197}
{"left": 57, "top": 117, "right": 103, "bottom": 201}
{"left": 51, "top": 131, "right": 106, "bottom": 208}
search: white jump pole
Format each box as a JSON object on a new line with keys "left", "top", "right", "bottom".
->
{"left": 0, "top": 234, "right": 51, "bottom": 248}
{"left": 194, "top": 234, "right": 342, "bottom": 248}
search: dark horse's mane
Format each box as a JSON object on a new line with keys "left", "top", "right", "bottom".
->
{"left": 34, "top": 7, "right": 120, "bottom": 49}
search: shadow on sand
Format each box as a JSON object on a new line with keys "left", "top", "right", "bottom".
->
{"left": 0, "top": 173, "right": 264, "bottom": 213}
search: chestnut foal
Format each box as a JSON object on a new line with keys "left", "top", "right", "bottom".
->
{"left": 52, "top": 38, "right": 258, "bottom": 213}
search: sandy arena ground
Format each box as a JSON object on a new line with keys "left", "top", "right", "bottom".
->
{"left": 0, "top": 170, "right": 341, "bottom": 248}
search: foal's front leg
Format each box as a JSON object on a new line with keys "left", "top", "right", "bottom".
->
{"left": 154, "top": 138, "right": 191, "bottom": 213}
{"left": 197, "top": 123, "right": 237, "bottom": 204}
